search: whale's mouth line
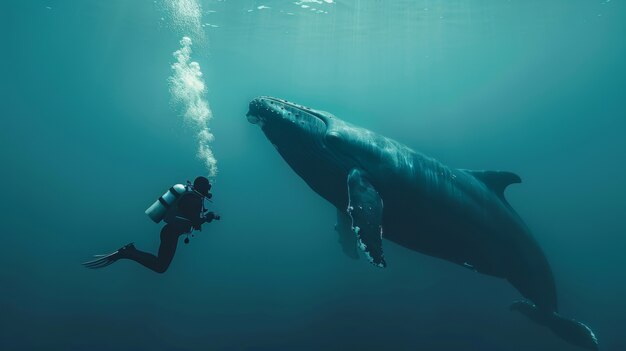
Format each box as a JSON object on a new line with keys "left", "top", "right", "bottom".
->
{"left": 246, "top": 96, "right": 329, "bottom": 127}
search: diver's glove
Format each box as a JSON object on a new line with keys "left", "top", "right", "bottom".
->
{"left": 191, "top": 212, "right": 220, "bottom": 231}
{"left": 204, "top": 211, "right": 220, "bottom": 223}
{"left": 192, "top": 217, "right": 203, "bottom": 231}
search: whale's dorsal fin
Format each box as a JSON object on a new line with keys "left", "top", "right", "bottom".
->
{"left": 465, "top": 170, "right": 521, "bottom": 199}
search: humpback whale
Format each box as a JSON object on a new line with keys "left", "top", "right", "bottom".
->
{"left": 246, "top": 96, "right": 599, "bottom": 350}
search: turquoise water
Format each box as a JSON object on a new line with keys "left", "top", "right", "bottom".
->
{"left": 2, "top": 1, "right": 625, "bottom": 350}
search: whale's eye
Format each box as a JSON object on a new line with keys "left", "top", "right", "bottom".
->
{"left": 326, "top": 131, "right": 341, "bottom": 143}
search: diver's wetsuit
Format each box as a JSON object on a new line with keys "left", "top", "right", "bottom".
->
{"left": 122, "top": 192, "right": 205, "bottom": 273}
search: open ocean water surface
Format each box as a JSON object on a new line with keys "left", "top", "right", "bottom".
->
{"left": 1, "top": 1, "right": 625, "bottom": 350}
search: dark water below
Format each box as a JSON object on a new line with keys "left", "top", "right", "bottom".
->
{"left": 2, "top": 1, "right": 625, "bottom": 350}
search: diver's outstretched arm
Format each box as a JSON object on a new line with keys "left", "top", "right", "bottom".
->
{"left": 82, "top": 243, "right": 136, "bottom": 269}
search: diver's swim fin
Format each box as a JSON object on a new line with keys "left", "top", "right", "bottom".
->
{"left": 82, "top": 243, "right": 135, "bottom": 269}
{"left": 511, "top": 300, "right": 599, "bottom": 350}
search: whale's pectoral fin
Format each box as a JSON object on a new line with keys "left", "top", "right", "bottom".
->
{"left": 347, "top": 168, "right": 385, "bottom": 268}
{"left": 335, "top": 209, "right": 359, "bottom": 259}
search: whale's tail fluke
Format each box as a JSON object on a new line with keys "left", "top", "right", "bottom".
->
{"left": 511, "top": 300, "right": 599, "bottom": 350}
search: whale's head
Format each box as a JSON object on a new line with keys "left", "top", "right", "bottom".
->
{"left": 246, "top": 96, "right": 352, "bottom": 204}
{"left": 247, "top": 96, "right": 332, "bottom": 146}
{"left": 247, "top": 96, "right": 411, "bottom": 205}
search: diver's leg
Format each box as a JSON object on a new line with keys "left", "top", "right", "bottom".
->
{"left": 120, "top": 225, "right": 181, "bottom": 273}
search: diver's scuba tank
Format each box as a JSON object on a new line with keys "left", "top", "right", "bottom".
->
{"left": 145, "top": 184, "right": 192, "bottom": 223}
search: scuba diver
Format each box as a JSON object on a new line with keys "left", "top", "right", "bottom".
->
{"left": 82, "top": 176, "right": 220, "bottom": 273}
